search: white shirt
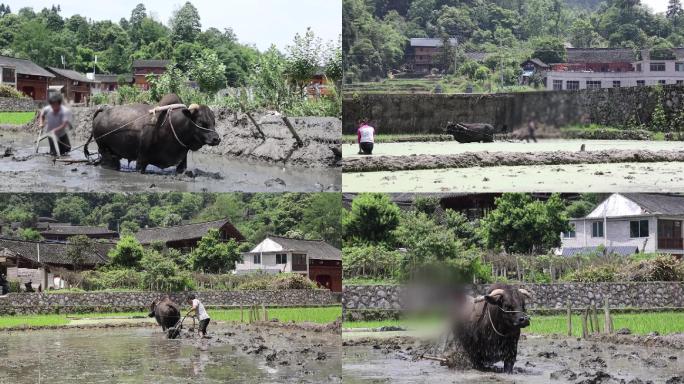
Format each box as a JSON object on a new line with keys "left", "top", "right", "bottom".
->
{"left": 358, "top": 125, "right": 375, "bottom": 143}
{"left": 192, "top": 299, "right": 210, "bottom": 320}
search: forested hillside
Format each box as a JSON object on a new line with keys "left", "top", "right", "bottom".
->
{"left": 344, "top": 0, "right": 684, "bottom": 81}
{"left": 0, "top": 193, "right": 342, "bottom": 247}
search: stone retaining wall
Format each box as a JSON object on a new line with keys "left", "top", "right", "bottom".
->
{"left": 0, "top": 289, "right": 341, "bottom": 315}
{"left": 343, "top": 85, "right": 684, "bottom": 134}
{"left": 343, "top": 282, "right": 684, "bottom": 312}
{"left": 0, "top": 97, "right": 40, "bottom": 112}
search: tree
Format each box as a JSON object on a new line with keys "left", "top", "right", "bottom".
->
{"left": 668, "top": 0, "right": 683, "bottom": 26}
{"left": 189, "top": 48, "right": 227, "bottom": 93}
{"left": 482, "top": 194, "right": 570, "bottom": 254}
{"left": 67, "top": 235, "right": 94, "bottom": 270}
{"left": 108, "top": 235, "right": 145, "bottom": 268}
{"left": 530, "top": 37, "right": 567, "bottom": 64}
{"left": 286, "top": 28, "right": 322, "bottom": 94}
{"left": 170, "top": 2, "right": 201, "bottom": 43}
{"left": 19, "top": 228, "right": 42, "bottom": 241}
{"left": 343, "top": 193, "right": 400, "bottom": 244}
{"left": 52, "top": 196, "right": 89, "bottom": 224}
{"left": 190, "top": 229, "right": 241, "bottom": 273}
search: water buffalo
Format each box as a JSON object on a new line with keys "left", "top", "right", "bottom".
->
{"left": 148, "top": 296, "right": 181, "bottom": 338}
{"left": 451, "top": 284, "right": 531, "bottom": 373}
{"left": 445, "top": 122, "right": 498, "bottom": 143}
{"left": 84, "top": 94, "right": 221, "bottom": 174}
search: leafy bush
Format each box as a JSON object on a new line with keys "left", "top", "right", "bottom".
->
{"left": 108, "top": 236, "right": 145, "bottom": 268}
{"left": 620, "top": 255, "right": 684, "bottom": 282}
{"left": 0, "top": 84, "right": 27, "bottom": 99}
{"left": 343, "top": 244, "right": 401, "bottom": 280}
{"left": 235, "top": 273, "right": 318, "bottom": 290}
{"left": 19, "top": 228, "right": 42, "bottom": 241}
{"left": 81, "top": 268, "right": 144, "bottom": 291}
{"left": 140, "top": 250, "right": 194, "bottom": 291}
{"left": 565, "top": 264, "right": 618, "bottom": 283}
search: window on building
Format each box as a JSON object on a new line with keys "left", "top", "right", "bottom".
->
{"left": 659, "top": 80, "right": 667, "bottom": 85}
{"left": 630, "top": 220, "right": 649, "bottom": 238}
{"left": 292, "top": 253, "right": 307, "bottom": 271}
{"left": 253, "top": 254, "right": 261, "bottom": 264}
{"left": 651, "top": 62, "right": 666, "bottom": 72}
{"left": 636, "top": 63, "right": 642, "bottom": 72}
{"left": 1, "top": 68, "right": 15, "bottom": 83}
{"left": 275, "top": 253, "right": 287, "bottom": 264}
{"left": 566, "top": 81, "right": 580, "bottom": 91}
{"left": 637, "top": 80, "right": 646, "bottom": 86}
{"left": 678, "top": 80, "right": 684, "bottom": 85}
{"left": 563, "top": 223, "right": 576, "bottom": 238}
{"left": 676, "top": 63, "right": 684, "bottom": 72}
{"left": 586, "top": 81, "right": 602, "bottom": 90}
{"left": 592, "top": 222, "right": 604, "bottom": 238}
{"left": 613, "top": 81, "right": 621, "bottom": 88}
{"left": 552, "top": 80, "right": 563, "bottom": 90}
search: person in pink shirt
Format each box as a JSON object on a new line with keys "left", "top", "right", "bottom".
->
{"left": 357, "top": 119, "right": 375, "bottom": 155}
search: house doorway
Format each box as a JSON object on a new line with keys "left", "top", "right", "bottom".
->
{"left": 314, "top": 274, "right": 332, "bottom": 290}
{"left": 657, "top": 219, "right": 683, "bottom": 250}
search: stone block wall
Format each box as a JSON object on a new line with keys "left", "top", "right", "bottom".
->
{"left": 344, "top": 282, "right": 684, "bottom": 312}
{"left": 0, "top": 289, "right": 341, "bottom": 315}
{"left": 342, "top": 85, "right": 684, "bottom": 134}
{"left": 0, "top": 97, "right": 39, "bottom": 112}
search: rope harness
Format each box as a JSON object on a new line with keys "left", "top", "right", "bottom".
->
{"left": 484, "top": 303, "right": 528, "bottom": 337}
{"left": 36, "top": 103, "right": 215, "bottom": 156}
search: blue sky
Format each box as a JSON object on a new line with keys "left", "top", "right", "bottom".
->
{"left": 5, "top": 0, "right": 342, "bottom": 51}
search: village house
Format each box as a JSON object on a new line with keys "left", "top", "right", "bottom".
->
{"left": 132, "top": 60, "right": 170, "bottom": 90}
{"left": 134, "top": 218, "right": 244, "bottom": 252}
{"left": 39, "top": 223, "right": 119, "bottom": 242}
{"left": 407, "top": 38, "right": 458, "bottom": 74}
{"left": 91, "top": 74, "right": 134, "bottom": 93}
{"left": 560, "top": 193, "right": 684, "bottom": 257}
{"left": 0, "top": 55, "right": 54, "bottom": 101}
{"left": 520, "top": 58, "right": 550, "bottom": 85}
{"left": 0, "top": 238, "right": 111, "bottom": 291}
{"left": 46, "top": 67, "right": 94, "bottom": 103}
{"left": 536, "top": 48, "right": 684, "bottom": 90}
{"left": 237, "top": 236, "right": 342, "bottom": 292}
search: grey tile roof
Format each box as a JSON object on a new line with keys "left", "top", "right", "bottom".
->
{"left": 134, "top": 219, "right": 244, "bottom": 244}
{"left": 0, "top": 238, "right": 111, "bottom": 267}
{"left": 410, "top": 38, "right": 457, "bottom": 47}
{"left": 561, "top": 246, "right": 639, "bottom": 257}
{"left": 94, "top": 74, "right": 133, "bottom": 83}
{"left": 263, "top": 236, "right": 341, "bottom": 261}
{"left": 622, "top": 194, "right": 684, "bottom": 215}
{"left": 39, "top": 225, "right": 118, "bottom": 237}
{"left": 465, "top": 52, "right": 491, "bottom": 62}
{"left": 564, "top": 48, "right": 638, "bottom": 64}
{"left": 46, "top": 67, "right": 94, "bottom": 82}
{"left": 132, "top": 60, "right": 171, "bottom": 68}
{"left": 0, "top": 55, "right": 54, "bottom": 77}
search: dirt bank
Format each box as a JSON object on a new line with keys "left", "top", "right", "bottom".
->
{"left": 343, "top": 149, "right": 684, "bottom": 173}
{"left": 22, "top": 106, "right": 341, "bottom": 168}
{"left": 343, "top": 333, "right": 684, "bottom": 384}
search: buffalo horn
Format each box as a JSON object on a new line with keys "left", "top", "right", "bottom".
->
{"left": 488, "top": 289, "right": 506, "bottom": 298}
{"left": 188, "top": 103, "right": 200, "bottom": 111}
{"left": 518, "top": 289, "right": 532, "bottom": 299}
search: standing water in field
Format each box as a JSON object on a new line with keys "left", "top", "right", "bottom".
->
{"left": 0, "top": 325, "right": 341, "bottom": 384}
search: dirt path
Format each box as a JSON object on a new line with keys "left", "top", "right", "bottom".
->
{"left": 343, "top": 333, "right": 684, "bottom": 384}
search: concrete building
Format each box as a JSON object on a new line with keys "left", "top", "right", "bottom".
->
{"left": 560, "top": 193, "right": 684, "bottom": 257}
{"left": 541, "top": 48, "right": 684, "bottom": 90}
{"left": 407, "top": 38, "right": 458, "bottom": 74}
{"left": 237, "top": 236, "right": 342, "bottom": 292}
{"left": 134, "top": 218, "right": 244, "bottom": 252}
{"left": 0, "top": 55, "right": 54, "bottom": 100}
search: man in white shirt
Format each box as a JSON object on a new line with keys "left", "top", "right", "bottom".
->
{"left": 357, "top": 119, "right": 375, "bottom": 155}
{"left": 38, "top": 93, "right": 72, "bottom": 156}
{"left": 186, "top": 294, "right": 211, "bottom": 338}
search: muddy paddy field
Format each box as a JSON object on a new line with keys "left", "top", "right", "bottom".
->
{"left": 0, "top": 108, "right": 341, "bottom": 192}
{"left": 342, "top": 332, "right": 684, "bottom": 384}
{"left": 0, "top": 321, "right": 341, "bottom": 384}
{"left": 342, "top": 139, "right": 684, "bottom": 192}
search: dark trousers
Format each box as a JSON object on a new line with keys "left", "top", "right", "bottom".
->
{"left": 49, "top": 134, "right": 71, "bottom": 156}
{"left": 359, "top": 142, "right": 374, "bottom": 155}
{"left": 198, "top": 318, "right": 210, "bottom": 335}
